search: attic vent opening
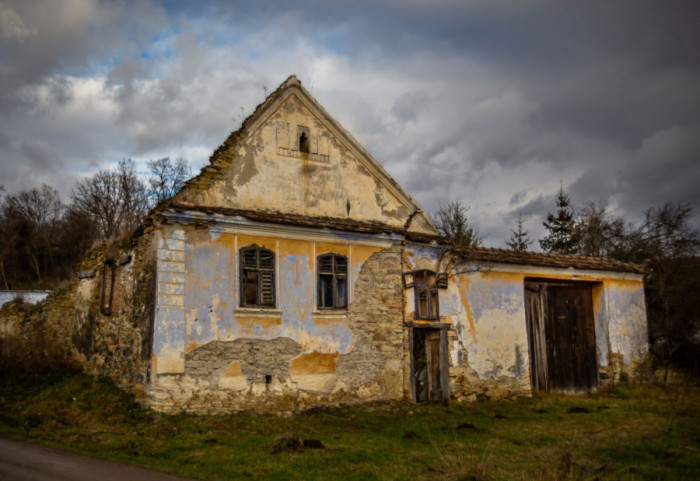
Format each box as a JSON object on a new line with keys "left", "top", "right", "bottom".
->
{"left": 299, "top": 132, "right": 310, "bottom": 153}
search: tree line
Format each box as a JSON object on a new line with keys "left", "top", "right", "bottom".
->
{"left": 0, "top": 157, "right": 190, "bottom": 290}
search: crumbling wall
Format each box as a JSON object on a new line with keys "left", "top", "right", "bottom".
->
{"left": 146, "top": 242, "right": 405, "bottom": 414}
{"left": 0, "top": 226, "right": 157, "bottom": 397}
{"left": 341, "top": 244, "right": 405, "bottom": 399}
{"left": 77, "top": 235, "right": 157, "bottom": 393}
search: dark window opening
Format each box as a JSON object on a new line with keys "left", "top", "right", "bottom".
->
{"left": 414, "top": 269, "right": 438, "bottom": 320}
{"left": 299, "top": 132, "right": 309, "bottom": 153}
{"left": 265, "top": 374, "right": 272, "bottom": 384}
{"left": 240, "top": 245, "right": 275, "bottom": 307}
{"left": 101, "top": 259, "right": 116, "bottom": 316}
{"left": 318, "top": 253, "right": 348, "bottom": 309}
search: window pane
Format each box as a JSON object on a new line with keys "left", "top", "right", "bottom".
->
{"left": 336, "top": 277, "right": 347, "bottom": 307}
{"left": 320, "top": 274, "right": 334, "bottom": 307}
{"left": 319, "top": 255, "right": 333, "bottom": 274}
{"left": 418, "top": 290, "right": 427, "bottom": 318}
{"left": 243, "top": 270, "right": 258, "bottom": 305}
{"left": 335, "top": 256, "right": 347, "bottom": 274}
{"left": 429, "top": 292, "right": 438, "bottom": 319}
{"left": 259, "top": 250, "right": 274, "bottom": 269}
{"left": 242, "top": 249, "right": 258, "bottom": 268}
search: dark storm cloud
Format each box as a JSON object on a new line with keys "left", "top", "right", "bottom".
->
{"left": 0, "top": 0, "right": 166, "bottom": 111}
{"left": 1, "top": 0, "right": 698, "bottom": 247}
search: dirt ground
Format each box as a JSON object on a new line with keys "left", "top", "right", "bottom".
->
{"left": 0, "top": 437, "right": 198, "bottom": 481}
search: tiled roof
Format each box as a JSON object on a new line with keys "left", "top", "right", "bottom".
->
{"left": 467, "top": 247, "right": 644, "bottom": 274}
{"left": 166, "top": 203, "right": 440, "bottom": 242}
{"left": 165, "top": 203, "right": 642, "bottom": 273}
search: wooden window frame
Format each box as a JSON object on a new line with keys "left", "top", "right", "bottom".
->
{"left": 239, "top": 245, "right": 275, "bottom": 308}
{"left": 100, "top": 258, "right": 116, "bottom": 316}
{"left": 413, "top": 269, "right": 439, "bottom": 321}
{"left": 317, "top": 253, "right": 348, "bottom": 310}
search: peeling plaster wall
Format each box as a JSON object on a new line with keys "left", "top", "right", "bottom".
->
{"left": 147, "top": 221, "right": 406, "bottom": 414}
{"left": 402, "top": 247, "right": 649, "bottom": 399}
{"left": 602, "top": 279, "right": 649, "bottom": 381}
{"left": 174, "top": 91, "right": 429, "bottom": 232}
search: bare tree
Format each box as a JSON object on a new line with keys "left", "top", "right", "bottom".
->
{"left": 633, "top": 203, "right": 699, "bottom": 382}
{"left": 433, "top": 201, "right": 483, "bottom": 276}
{"left": 147, "top": 157, "right": 191, "bottom": 204}
{"left": 506, "top": 211, "right": 532, "bottom": 252}
{"left": 71, "top": 159, "right": 148, "bottom": 240}
{"left": 573, "top": 201, "right": 632, "bottom": 258}
{"left": 1, "top": 185, "right": 64, "bottom": 284}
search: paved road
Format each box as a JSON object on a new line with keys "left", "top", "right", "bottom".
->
{"left": 0, "top": 438, "right": 199, "bottom": 481}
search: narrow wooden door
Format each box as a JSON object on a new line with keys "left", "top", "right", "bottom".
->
{"left": 426, "top": 330, "right": 443, "bottom": 402}
{"left": 546, "top": 284, "right": 597, "bottom": 392}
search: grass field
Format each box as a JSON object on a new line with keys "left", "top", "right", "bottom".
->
{"left": 0, "top": 374, "right": 698, "bottom": 480}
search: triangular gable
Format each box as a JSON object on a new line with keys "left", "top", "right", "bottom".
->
{"left": 171, "top": 76, "right": 437, "bottom": 237}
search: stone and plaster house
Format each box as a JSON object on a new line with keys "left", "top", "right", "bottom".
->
{"left": 0, "top": 76, "right": 649, "bottom": 413}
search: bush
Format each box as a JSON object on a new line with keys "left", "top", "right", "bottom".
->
{"left": 0, "top": 321, "right": 80, "bottom": 384}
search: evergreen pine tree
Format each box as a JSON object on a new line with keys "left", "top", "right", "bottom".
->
{"left": 506, "top": 211, "right": 532, "bottom": 252}
{"left": 539, "top": 185, "right": 578, "bottom": 254}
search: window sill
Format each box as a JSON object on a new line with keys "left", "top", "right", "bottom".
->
{"left": 235, "top": 307, "right": 282, "bottom": 318}
{"left": 312, "top": 310, "right": 348, "bottom": 319}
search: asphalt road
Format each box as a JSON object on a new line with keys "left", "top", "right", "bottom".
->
{"left": 0, "top": 438, "right": 199, "bottom": 481}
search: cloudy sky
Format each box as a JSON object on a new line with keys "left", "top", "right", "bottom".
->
{"left": 1, "top": 0, "right": 699, "bottom": 247}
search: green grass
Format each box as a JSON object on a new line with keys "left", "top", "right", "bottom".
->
{"left": 1, "top": 374, "right": 699, "bottom": 480}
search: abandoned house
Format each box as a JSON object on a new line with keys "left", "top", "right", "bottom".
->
{"left": 0, "top": 76, "right": 649, "bottom": 413}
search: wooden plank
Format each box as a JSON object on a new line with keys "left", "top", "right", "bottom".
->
{"left": 439, "top": 327, "right": 450, "bottom": 404}
{"left": 426, "top": 330, "right": 442, "bottom": 402}
{"left": 524, "top": 282, "right": 548, "bottom": 391}
{"left": 409, "top": 329, "right": 416, "bottom": 402}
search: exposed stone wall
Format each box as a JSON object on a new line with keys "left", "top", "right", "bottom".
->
{"left": 80, "top": 235, "right": 157, "bottom": 393}
{"left": 343, "top": 244, "right": 405, "bottom": 399}
{"left": 0, "top": 226, "right": 157, "bottom": 398}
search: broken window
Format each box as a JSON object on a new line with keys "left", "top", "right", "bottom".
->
{"left": 414, "top": 270, "right": 438, "bottom": 320}
{"left": 100, "top": 258, "right": 116, "bottom": 316}
{"left": 318, "top": 253, "right": 347, "bottom": 309}
{"left": 240, "top": 245, "right": 275, "bottom": 307}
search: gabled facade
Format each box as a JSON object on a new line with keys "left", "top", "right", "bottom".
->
{"left": 0, "top": 76, "right": 649, "bottom": 413}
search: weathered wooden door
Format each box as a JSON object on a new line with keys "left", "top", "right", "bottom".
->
{"left": 525, "top": 281, "right": 598, "bottom": 393}
{"left": 425, "top": 330, "right": 443, "bottom": 402}
{"left": 410, "top": 328, "right": 450, "bottom": 403}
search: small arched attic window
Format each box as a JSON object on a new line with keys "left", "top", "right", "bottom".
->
{"left": 297, "top": 126, "right": 310, "bottom": 154}
{"left": 299, "top": 132, "right": 309, "bottom": 153}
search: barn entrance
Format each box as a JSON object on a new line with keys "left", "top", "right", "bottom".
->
{"left": 410, "top": 327, "right": 449, "bottom": 403}
{"left": 524, "top": 280, "right": 598, "bottom": 393}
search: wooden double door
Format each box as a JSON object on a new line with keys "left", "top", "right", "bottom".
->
{"left": 525, "top": 281, "right": 598, "bottom": 393}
